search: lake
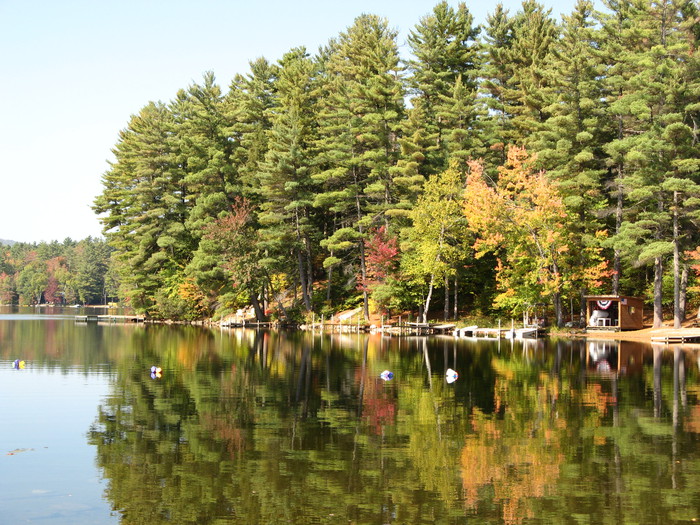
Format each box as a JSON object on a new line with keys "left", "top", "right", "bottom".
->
{"left": 1, "top": 306, "right": 700, "bottom": 524}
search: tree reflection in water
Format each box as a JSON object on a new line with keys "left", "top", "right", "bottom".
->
{"left": 87, "top": 330, "right": 700, "bottom": 524}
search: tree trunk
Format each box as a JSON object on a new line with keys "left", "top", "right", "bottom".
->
{"left": 355, "top": 187, "right": 369, "bottom": 321}
{"left": 305, "top": 234, "right": 314, "bottom": 305}
{"left": 443, "top": 275, "right": 449, "bottom": 321}
{"left": 326, "top": 265, "right": 333, "bottom": 302}
{"left": 613, "top": 171, "right": 623, "bottom": 295}
{"left": 552, "top": 260, "right": 563, "bottom": 327}
{"left": 553, "top": 292, "right": 563, "bottom": 328}
{"left": 680, "top": 263, "right": 688, "bottom": 322}
{"left": 359, "top": 239, "right": 369, "bottom": 320}
{"left": 297, "top": 248, "right": 311, "bottom": 311}
{"left": 653, "top": 256, "right": 664, "bottom": 328}
{"left": 250, "top": 292, "right": 265, "bottom": 322}
{"left": 263, "top": 282, "right": 269, "bottom": 313}
{"left": 423, "top": 273, "right": 435, "bottom": 324}
{"left": 453, "top": 276, "right": 458, "bottom": 320}
{"left": 673, "top": 191, "right": 681, "bottom": 329}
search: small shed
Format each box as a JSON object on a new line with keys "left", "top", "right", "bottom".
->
{"left": 584, "top": 295, "right": 645, "bottom": 331}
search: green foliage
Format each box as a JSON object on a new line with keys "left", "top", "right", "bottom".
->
{"left": 90, "top": 1, "right": 700, "bottom": 325}
{"left": 401, "top": 162, "right": 471, "bottom": 320}
{"left": 406, "top": 1, "right": 482, "bottom": 174}
{"left": 313, "top": 14, "right": 406, "bottom": 317}
{"left": 0, "top": 238, "right": 114, "bottom": 306}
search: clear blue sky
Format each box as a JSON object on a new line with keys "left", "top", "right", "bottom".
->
{"left": 0, "top": 0, "right": 579, "bottom": 244}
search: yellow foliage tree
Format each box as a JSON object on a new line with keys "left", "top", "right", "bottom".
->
{"left": 464, "top": 146, "right": 580, "bottom": 325}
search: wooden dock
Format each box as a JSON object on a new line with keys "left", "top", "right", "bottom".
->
{"left": 220, "top": 320, "right": 272, "bottom": 328}
{"left": 650, "top": 329, "right": 700, "bottom": 344}
{"left": 75, "top": 314, "right": 144, "bottom": 323}
{"left": 453, "top": 326, "right": 539, "bottom": 339}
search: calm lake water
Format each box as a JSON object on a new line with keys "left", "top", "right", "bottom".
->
{"left": 2, "top": 307, "right": 700, "bottom": 524}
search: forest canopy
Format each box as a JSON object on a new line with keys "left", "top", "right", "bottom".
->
{"left": 0, "top": 238, "right": 116, "bottom": 306}
{"left": 66, "top": 0, "right": 700, "bottom": 326}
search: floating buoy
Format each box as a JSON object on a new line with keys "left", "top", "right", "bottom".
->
{"left": 445, "top": 368, "right": 458, "bottom": 384}
{"left": 380, "top": 370, "right": 394, "bottom": 381}
{"left": 150, "top": 366, "right": 162, "bottom": 379}
{"left": 12, "top": 359, "right": 25, "bottom": 370}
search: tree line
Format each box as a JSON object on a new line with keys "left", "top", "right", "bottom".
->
{"left": 93, "top": 0, "right": 700, "bottom": 326}
{"left": 0, "top": 238, "right": 115, "bottom": 306}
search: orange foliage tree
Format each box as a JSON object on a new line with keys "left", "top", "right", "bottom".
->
{"left": 464, "top": 146, "right": 606, "bottom": 326}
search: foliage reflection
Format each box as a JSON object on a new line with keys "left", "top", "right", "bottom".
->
{"left": 84, "top": 331, "right": 700, "bottom": 524}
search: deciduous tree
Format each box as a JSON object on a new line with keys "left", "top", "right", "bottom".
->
{"left": 464, "top": 147, "right": 573, "bottom": 325}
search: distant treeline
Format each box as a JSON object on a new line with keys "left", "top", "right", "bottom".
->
{"left": 0, "top": 238, "right": 115, "bottom": 306}
{"left": 93, "top": 0, "right": 700, "bottom": 326}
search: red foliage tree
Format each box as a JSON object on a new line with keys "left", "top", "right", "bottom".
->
{"left": 358, "top": 226, "right": 399, "bottom": 294}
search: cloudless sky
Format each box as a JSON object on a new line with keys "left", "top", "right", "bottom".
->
{"left": 0, "top": 0, "right": 579, "bottom": 244}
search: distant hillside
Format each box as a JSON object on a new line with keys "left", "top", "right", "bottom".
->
{"left": 0, "top": 239, "right": 17, "bottom": 246}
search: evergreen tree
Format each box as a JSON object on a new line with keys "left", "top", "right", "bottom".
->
{"left": 533, "top": 0, "right": 614, "bottom": 319}
{"left": 174, "top": 72, "right": 237, "bottom": 235}
{"left": 405, "top": 1, "right": 482, "bottom": 174}
{"left": 314, "top": 14, "right": 405, "bottom": 319}
{"left": 602, "top": 0, "right": 700, "bottom": 327}
{"left": 187, "top": 62, "right": 277, "bottom": 312}
{"left": 68, "top": 237, "right": 112, "bottom": 305}
{"left": 480, "top": 3, "right": 518, "bottom": 165}
{"left": 257, "top": 47, "right": 320, "bottom": 312}
{"left": 597, "top": 0, "right": 636, "bottom": 296}
{"left": 480, "top": 1, "right": 559, "bottom": 164}
{"left": 224, "top": 57, "right": 278, "bottom": 200}
{"left": 93, "top": 101, "right": 185, "bottom": 313}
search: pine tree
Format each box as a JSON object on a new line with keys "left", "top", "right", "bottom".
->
{"left": 187, "top": 63, "right": 277, "bottom": 310}
{"left": 173, "top": 72, "right": 237, "bottom": 235}
{"left": 163, "top": 73, "right": 234, "bottom": 317}
{"left": 405, "top": 1, "right": 481, "bottom": 174}
{"left": 314, "top": 14, "right": 405, "bottom": 319}
{"left": 532, "top": 0, "right": 614, "bottom": 318}
{"left": 602, "top": 0, "right": 700, "bottom": 327}
{"left": 597, "top": 0, "right": 636, "bottom": 296}
{"left": 93, "top": 101, "right": 188, "bottom": 313}
{"left": 480, "top": 3, "right": 518, "bottom": 164}
{"left": 224, "top": 58, "right": 278, "bottom": 200}
{"left": 257, "top": 47, "right": 320, "bottom": 312}
{"left": 480, "top": 1, "right": 559, "bottom": 163}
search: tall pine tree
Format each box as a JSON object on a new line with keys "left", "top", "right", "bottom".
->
{"left": 405, "top": 1, "right": 482, "bottom": 174}
{"left": 533, "top": 0, "right": 614, "bottom": 319}
{"left": 257, "top": 47, "right": 320, "bottom": 312}
{"left": 314, "top": 15, "right": 405, "bottom": 318}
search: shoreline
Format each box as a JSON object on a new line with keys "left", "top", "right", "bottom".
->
{"left": 558, "top": 326, "right": 700, "bottom": 344}
{"left": 7, "top": 304, "right": 700, "bottom": 344}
